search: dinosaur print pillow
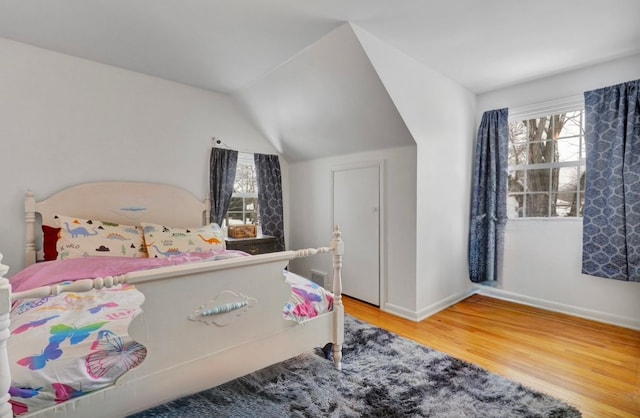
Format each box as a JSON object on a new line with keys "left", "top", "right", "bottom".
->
{"left": 55, "top": 215, "right": 147, "bottom": 259}
{"left": 141, "top": 222, "right": 225, "bottom": 258}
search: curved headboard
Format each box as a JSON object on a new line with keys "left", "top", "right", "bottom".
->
{"left": 25, "top": 182, "right": 210, "bottom": 265}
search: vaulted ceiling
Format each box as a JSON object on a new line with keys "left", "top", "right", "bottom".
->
{"left": 1, "top": 0, "right": 639, "bottom": 160}
{"left": 234, "top": 24, "right": 416, "bottom": 162}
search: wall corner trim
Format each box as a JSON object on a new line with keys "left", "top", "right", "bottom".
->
{"left": 384, "top": 289, "right": 476, "bottom": 323}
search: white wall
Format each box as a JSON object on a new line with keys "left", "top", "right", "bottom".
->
{"left": 353, "top": 25, "right": 477, "bottom": 319}
{"left": 287, "top": 145, "right": 417, "bottom": 313}
{"left": 477, "top": 54, "right": 640, "bottom": 329}
{"left": 0, "top": 38, "right": 278, "bottom": 273}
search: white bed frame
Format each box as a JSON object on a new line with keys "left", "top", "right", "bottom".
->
{"left": 0, "top": 182, "right": 344, "bottom": 418}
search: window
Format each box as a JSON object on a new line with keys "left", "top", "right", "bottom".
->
{"left": 508, "top": 108, "right": 586, "bottom": 218}
{"left": 225, "top": 153, "right": 259, "bottom": 226}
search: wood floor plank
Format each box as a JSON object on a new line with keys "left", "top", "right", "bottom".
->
{"left": 342, "top": 294, "right": 640, "bottom": 418}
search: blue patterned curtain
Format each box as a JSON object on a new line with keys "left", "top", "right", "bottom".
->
{"left": 582, "top": 79, "right": 640, "bottom": 281}
{"left": 254, "top": 153, "right": 285, "bottom": 251}
{"left": 209, "top": 147, "right": 238, "bottom": 226}
{"left": 469, "top": 108, "right": 509, "bottom": 283}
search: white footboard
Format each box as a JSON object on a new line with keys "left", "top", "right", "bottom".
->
{"left": 0, "top": 228, "right": 344, "bottom": 418}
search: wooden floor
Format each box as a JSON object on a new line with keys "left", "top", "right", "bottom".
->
{"left": 343, "top": 294, "right": 640, "bottom": 418}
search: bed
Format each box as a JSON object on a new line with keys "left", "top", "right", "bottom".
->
{"left": 0, "top": 181, "right": 344, "bottom": 418}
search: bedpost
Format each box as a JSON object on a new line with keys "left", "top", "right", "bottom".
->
{"left": 331, "top": 226, "right": 344, "bottom": 370}
{"left": 0, "top": 253, "right": 13, "bottom": 418}
{"left": 25, "top": 190, "right": 37, "bottom": 266}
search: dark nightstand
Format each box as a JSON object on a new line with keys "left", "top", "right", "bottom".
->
{"left": 225, "top": 235, "right": 278, "bottom": 255}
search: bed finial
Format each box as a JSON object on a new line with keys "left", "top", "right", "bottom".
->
{"left": 25, "top": 190, "right": 37, "bottom": 266}
{"left": 332, "top": 225, "right": 343, "bottom": 256}
{"left": 0, "top": 253, "right": 8, "bottom": 279}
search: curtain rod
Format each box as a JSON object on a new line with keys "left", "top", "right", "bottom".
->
{"left": 211, "top": 137, "right": 254, "bottom": 154}
{"left": 212, "top": 137, "right": 231, "bottom": 148}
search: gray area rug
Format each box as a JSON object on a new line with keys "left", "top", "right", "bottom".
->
{"left": 129, "top": 316, "right": 581, "bottom": 417}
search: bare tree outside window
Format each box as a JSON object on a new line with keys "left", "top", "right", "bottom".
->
{"left": 508, "top": 110, "right": 585, "bottom": 218}
{"left": 234, "top": 163, "right": 257, "bottom": 195}
{"left": 225, "top": 157, "right": 259, "bottom": 226}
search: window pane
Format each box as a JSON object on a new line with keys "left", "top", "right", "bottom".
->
{"left": 245, "top": 212, "right": 258, "bottom": 224}
{"left": 525, "top": 193, "right": 550, "bottom": 217}
{"left": 527, "top": 140, "right": 554, "bottom": 164}
{"left": 245, "top": 197, "right": 258, "bottom": 212}
{"left": 508, "top": 194, "right": 524, "bottom": 218}
{"left": 227, "top": 212, "right": 244, "bottom": 225}
{"left": 557, "top": 111, "right": 582, "bottom": 138}
{"left": 228, "top": 197, "right": 243, "bottom": 211}
{"left": 556, "top": 137, "right": 581, "bottom": 162}
{"left": 507, "top": 109, "right": 585, "bottom": 219}
{"left": 558, "top": 166, "right": 579, "bottom": 192}
{"left": 234, "top": 164, "right": 257, "bottom": 194}
{"left": 508, "top": 121, "right": 528, "bottom": 167}
{"left": 528, "top": 117, "right": 550, "bottom": 140}
{"left": 509, "top": 170, "right": 525, "bottom": 193}
{"left": 227, "top": 157, "right": 260, "bottom": 227}
{"left": 526, "top": 168, "right": 550, "bottom": 192}
{"left": 551, "top": 192, "right": 578, "bottom": 217}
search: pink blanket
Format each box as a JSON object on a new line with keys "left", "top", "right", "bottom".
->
{"left": 10, "top": 251, "right": 249, "bottom": 293}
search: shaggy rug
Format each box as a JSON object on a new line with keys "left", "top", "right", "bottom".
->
{"left": 129, "top": 316, "right": 581, "bottom": 417}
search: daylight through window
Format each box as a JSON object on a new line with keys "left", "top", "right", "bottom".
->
{"left": 225, "top": 153, "right": 259, "bottom": 226}
{"left": 508, "top": 109, "right": 586, "bottom": 218}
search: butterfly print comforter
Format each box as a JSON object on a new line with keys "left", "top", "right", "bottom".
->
{"left": 7, "top": 254, "right": 333, "bottom": 416}
{"left": 8, "top": 284, "right": 145, "bottom": 415}
{"left": 282, "top": 270, "right": 334, "bottom": 322}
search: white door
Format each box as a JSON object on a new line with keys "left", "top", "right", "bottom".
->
{"left": 333, "top": 165, "right": 380, "bottom": 306}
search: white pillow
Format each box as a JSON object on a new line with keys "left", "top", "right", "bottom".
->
{"left": 141, "top": 222, "right": 225, "bottom": 258}
{"left": 55, "top": 215, "right": 147, "bottom": 259}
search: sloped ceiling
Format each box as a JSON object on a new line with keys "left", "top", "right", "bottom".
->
{"left": 234, "top": 24, "right": 414, "bottom": 162}
{"left": 1, "top": 1, "right": 639, "bottom": 161}
{"left": 1, "top": 1, "right": 638, "bottom": 94}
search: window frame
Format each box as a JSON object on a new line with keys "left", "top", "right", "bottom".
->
{"left": 224, "top": 153, "right": 259, "bottom": 227}
{"left": 506, "top": 95, "right": 586, "bottom": 220}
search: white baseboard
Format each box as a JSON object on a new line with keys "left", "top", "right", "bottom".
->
{"left": 383, "top": 289, "right": 476, "bottom": 322}
{"left": 382, "top": 302, "right": 420, "bottom": 321}
{"left": 382, "top": 286, "right": 639, "bottom": 330}
{"left": 475, "top": 285, "right": 640, "bottom": 331}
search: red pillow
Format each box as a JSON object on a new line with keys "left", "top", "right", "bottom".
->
{"left": 42, "top": 225, "right": 61, "bottom": 261}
